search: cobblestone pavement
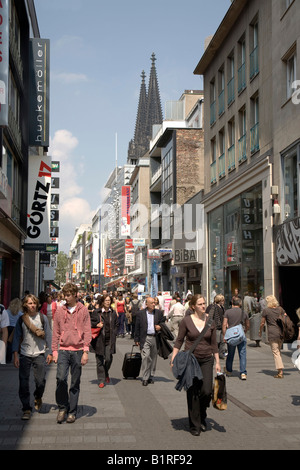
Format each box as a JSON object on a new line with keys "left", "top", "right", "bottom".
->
{"left": 1, "top": 336, "right": 300, "bottom": 451}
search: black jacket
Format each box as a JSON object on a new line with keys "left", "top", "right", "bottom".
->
{"left": 134, "top": 308, "right": 165, "bottom": 349}
{"left": 157, "top": 323, "right": 174, "bottom": 359}
{"left": 90, "top": 308, "right": 119, "bottom": 355}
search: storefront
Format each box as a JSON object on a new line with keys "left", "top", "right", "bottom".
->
{"left": 208, "top": 182, "right": 264, "bottom": 307}
{"left": 274, "top": 216, "right": 300, "bottom": 324}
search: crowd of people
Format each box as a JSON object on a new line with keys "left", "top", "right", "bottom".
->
{"left": 0, "top": 284, "right": 300, "bottom": 437}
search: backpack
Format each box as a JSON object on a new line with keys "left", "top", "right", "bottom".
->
{"left": 130, "top": 300, "right": 141, "bottom": 318}
{"left": 277, "top": 308, "right": 296, "bottom": 342}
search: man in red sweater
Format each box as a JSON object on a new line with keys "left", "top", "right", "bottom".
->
{"left": 52, "top": 283, "right": 91, "bottom": 424}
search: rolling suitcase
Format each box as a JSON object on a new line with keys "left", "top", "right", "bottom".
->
{"left": 122, "top": 344, "right": 142, "bottom": 379}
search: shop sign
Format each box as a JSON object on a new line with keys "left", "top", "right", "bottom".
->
{"left": 25, "top": 155, "right": 52, "bottom": 247}
{"left": 29, "top": 38, "right": 50, "bottom": 146}
{"left": 0, "top": 0, "right": 9, "bottom": 127}
{"left": 174, "top": 249, "right": 197, "bottom": 263}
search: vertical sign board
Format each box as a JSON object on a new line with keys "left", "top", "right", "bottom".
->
{"left": 25, "top": 154, "right": 52, "bottom": 247}
{"left": 0, "top": 0, "right": 9, "bottom": 127}
{"left": 29, "top": 39, "right": 50, "bottom": 147}
{"left": 121, "top": 186, "right": 130, "bottom": 237}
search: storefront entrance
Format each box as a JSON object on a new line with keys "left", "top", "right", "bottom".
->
{"left": 279, "top": 266, "right": 300, "bottom": 324}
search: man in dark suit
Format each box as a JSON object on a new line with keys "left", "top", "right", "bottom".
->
{"left": 134, "top": 297, "right": 165, "bottom": 386}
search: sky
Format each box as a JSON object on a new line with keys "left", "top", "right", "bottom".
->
{"left": 34, "top": 0, "right": 231, "bottom": 254}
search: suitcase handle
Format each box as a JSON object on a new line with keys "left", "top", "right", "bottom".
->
{"left": 130, "top": 344, "right": 139, "bottom": 356}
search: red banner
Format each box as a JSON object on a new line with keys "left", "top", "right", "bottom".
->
{"left": 104, "top": 259, "right": 112, "bottom": 277}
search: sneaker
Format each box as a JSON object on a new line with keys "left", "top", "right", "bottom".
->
{"left": 105, "top": 376, "right": 110, "bottom": 384}
{"left": 98, "top": 383, "right": 105, "bottom": 388}
{"left": 241, "top": 373, "right": 247, "bottom": 380}
{"left": 57, "top": 410, "right": 66, "bottom": 424}
{"left": 224, "top": 368, "right": 232, "bottom": 377}
{"left": 66, "top": 414, "right": 76, "bottom": 424}
{"left": 34, "top": 398, "right": 42, "bottom": 411}
{"left": 22, "top": 410, "right": 31, "bottom": 420}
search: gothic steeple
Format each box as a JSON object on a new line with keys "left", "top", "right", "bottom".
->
{"left": 127, "top": 54, "right": 163, "bottom": 165}
{"left": 145, "top": 53, "right": 163, "bottom": 141}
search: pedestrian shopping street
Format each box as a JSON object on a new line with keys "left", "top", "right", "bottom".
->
{"left": 1, "top": 336, "right": 300, "bottom": 451}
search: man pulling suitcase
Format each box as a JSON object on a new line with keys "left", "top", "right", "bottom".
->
{"left": 134, "top": 297, "right": 165, "bottom": 386}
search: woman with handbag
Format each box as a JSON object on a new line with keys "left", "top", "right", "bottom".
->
{"left": 170, "top": 294, "right": 221, "bottom": 436}
{"left": 258, "top": 295, "right": 288, "bottom": 378}
{"left": 90, "top": 295, "right": 119, "bottom": 388}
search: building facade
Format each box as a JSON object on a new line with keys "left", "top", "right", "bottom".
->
{"left": 194, "top": 0, "right": 300, "bottom": 316}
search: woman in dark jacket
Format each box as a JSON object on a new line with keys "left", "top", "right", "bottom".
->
{"left": 171, "top": 294, "right": 221, "bottom": 436}
{"left": 90, "top": 295, "right": 119, "bottom": 388}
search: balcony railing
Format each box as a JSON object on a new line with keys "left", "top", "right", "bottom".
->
{"left": 238, "top": 134, "right": 247, "bottom": 163}
{"left": 250, "top": 122, "right": 259, "bottom": 153}
{"left": 238, "top": 63, "right": 246, "bottom": 93}
{"left": 250, "top": 46, "right": 259, "bottom": 79}
{"left": 228, "top": 144, "right": 235, "bottom": 171}
{"left": 219, "top": 153, "right": 225, "bottom": 178}
{"left": 210, "top": 160, "right": 217, "bottom": 184}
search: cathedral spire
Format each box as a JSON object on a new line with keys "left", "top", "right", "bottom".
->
{"left": 127, "top": 53, "right": 163, "bottom": 164}
{"left": 145, "top": 53, "right": 163, "bottom": 141}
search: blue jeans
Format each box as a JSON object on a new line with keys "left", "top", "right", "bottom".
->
{"left": 226, "top": 340, "right": 247, "bottom": 376}
{"left": 56, "top": 350, "right": 83, "bottom": 415}
{"left": 19, "top": 354, "right": 46, "bottom": 411}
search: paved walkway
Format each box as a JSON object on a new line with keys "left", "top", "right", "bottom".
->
{"left": 0, "top": 336, "right": 300, "bottom": 451}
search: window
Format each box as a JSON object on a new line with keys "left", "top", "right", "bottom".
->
{"left": 210, "top": 79, "right": 216, "bottom": 126}
{"left": 250, "top": 95, "right": 259, "bottom": 153}
{"left": 286, "top": 51, "right": 297, "bottom": 100}
{"left": 238, "top": 106, "right": 247, "bottom": 163}
{"left": 219, "top": 129, "right": 225, "bottom": 178}
{"left": 162, "top": 147, "right": 173, "bottom": 198}
{"left": 211, "top": 138, "right": 217, "bottom": 184}
{"left": 250, "top": 19, "right": 259, "bottom": 79}
{"left": 238, "top": 36, "right": 246, "bottom": 93}
{"left": 282, "top": 144, "right": 299, "bottom": 220}
{"left": 227, "top": 53, "right": 235, "bottom": 106}
{"left": 218, "top": 66, "right": 225, "bottom": 116}
{"left": 228, "top": 119, "right": 235, "bottom": 170}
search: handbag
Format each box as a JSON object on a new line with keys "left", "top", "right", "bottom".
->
{"left": 91, "top": 327, "right": 101, "bottom": 339}
{"left": 212, "top": 373, "right": 227, "bottom": 410}
{"left": 224, "top": 311, "right": 246, "bottom": 346}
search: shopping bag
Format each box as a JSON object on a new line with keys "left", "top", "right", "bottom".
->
{"left": 212, "top": 373, "right": 227, "bottom": 410}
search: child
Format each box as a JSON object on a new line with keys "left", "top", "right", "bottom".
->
{"left": 52, "top": 283, "right": 91, "bottom": 424}
{"left": 12, "top": 294, "right": 52, "bottom": 420}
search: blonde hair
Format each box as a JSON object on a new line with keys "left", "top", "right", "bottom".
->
{"left": 214, "top": 294, "right": 224, "bottom": 304}
{"left": 8, "top": 298, "right": 22, "bottom": 316}
{"left": 266, "top": 295, "right": 279, "bottom": 308}
{"left": 296, "top": 308, "right": 300, "bottom": 320}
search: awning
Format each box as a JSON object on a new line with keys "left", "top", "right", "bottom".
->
{"left": 127, "top": 267, "right": 144, "bottom": 279}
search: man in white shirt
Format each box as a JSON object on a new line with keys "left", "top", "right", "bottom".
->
{"left": 134, "top": 297, "right": 165, "bottom": 386}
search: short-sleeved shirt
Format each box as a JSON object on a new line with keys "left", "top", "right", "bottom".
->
{"left": 224, "top": 307, "right": 247, "bottom": 328}
{"left": 262, "top": 307, "right": 284, "bottom": 341}
{"left": 0, "top": 309, "right": 10, "bottom": 328}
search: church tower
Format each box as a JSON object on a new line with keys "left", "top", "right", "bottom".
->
{"left": 127, "top": 53, "right": 163, "bottom": 165}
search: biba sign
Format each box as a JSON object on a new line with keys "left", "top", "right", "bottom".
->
{"left": 26, "top": 155, "right": 52, "bottom": 243}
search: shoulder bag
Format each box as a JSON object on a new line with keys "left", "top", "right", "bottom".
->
{"left": 224, "top": 310, "right": 246, "bottom": 346}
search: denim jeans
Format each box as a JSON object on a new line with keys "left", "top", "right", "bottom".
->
{"left": 56, "top": 350, "right": 83, "bottom": 415}
{"left": 19, "top": 354, "right": 46, "bottom": 411}
{"left": 226, "top": 340, "right": 247, "bottom": 376}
